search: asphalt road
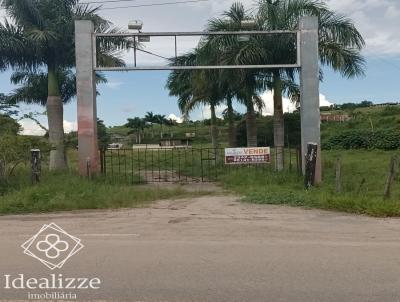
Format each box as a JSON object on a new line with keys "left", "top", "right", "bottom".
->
{"left": 1, "top": 193, "right": 400, "bottom": 301}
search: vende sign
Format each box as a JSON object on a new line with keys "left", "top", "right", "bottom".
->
{"left": 225, "top": 147, "right": 271, "bottom": 164}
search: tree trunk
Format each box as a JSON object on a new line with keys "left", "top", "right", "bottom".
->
{"left": 273, "top": 73, "right": 284, "bottom": 171}
{"left": 47, "top": 66, "right": 67, "bottom": 171}
{"left": 246, "top": 98, "right": 257, "bottom": 147}
{"left": 210, "top": 104, "right": 219, "bottom": 149}
{"left": 226, "top": 97, "right": 237, "bottom": 148}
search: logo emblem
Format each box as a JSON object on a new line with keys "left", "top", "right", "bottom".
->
{"left": 21, "top": 223, "right": 84, "bottom": 270}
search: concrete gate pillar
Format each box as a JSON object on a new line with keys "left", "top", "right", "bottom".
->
{"left": 299, "top": 16, "right": 321, "bottom": 184}
{"left": 75, "top": 20, "right": 99, "bottom": 175}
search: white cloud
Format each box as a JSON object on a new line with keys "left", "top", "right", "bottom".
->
{"left": 99, "top": 0, "right": 400, "bottom": 57}
{"left": 104, "top": 80, "right": 123, "bottom": 90}
{"left": 63, "top": 120, "right": 77, "bottom": 133}
{"left": 201, "top": 104, "right": 227, "bottom": 120}
{"left": 19, "top": 119, "right": 46, "bottom": 136}
{"left": 168, "top": 113, "right": 183, "bottom": 123}
{"left": 326, "top": 0, "right": 400, "bottom": 56}
{"left": 319, "top": 94, "right": 334, "bottom": 107}
{"left": 19, "top": 119, "right": 77, "bottom": 136}
{"left": 261, "top": 91, "right": 333, "bottom": 116}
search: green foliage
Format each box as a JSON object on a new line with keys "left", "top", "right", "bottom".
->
{"left": 0, "top": 93, "right": 18, "bottom": 116}
{"left": 125, "top": 117, "right": 147, "bottom": 134}
{"left": 321, "top": 105, "right": 400, "bottom": 151}
{"left": 0, "top": 133, "right": 49, "bottom": 194}
{"left": 324, "top": 129, "right": 400, "bottom": 150}
{"left": 0, "top": 114, "right": 21, "bottom": 135}
{"left": 334, "top": 101, "right": 374, "bottom": 110}
{"left": 235, "top": 113, "right": 300, "bottom": 147}
{"left": 0, "top": 115, "right": 48, "bottom": 194}
{"left": 222, "top": 150, "right": 400, "bottom": 217}
{"left": 97, "top": 118, "right": 111, "bottom": 151}
{"left": 65, "top": 119, "right": 111, "bottom": 150}
{"left": 0, "top": 173, "right": 200, "bottom": 214}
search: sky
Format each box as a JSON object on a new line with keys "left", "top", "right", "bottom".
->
{"left": 0, "top": 0, "right": 399, "bottom": 135}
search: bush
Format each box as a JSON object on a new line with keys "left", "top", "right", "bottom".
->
{"left": 0, "top": 134, "right": 49, "bottom": 194}
{"left": 323, "top": 129, "right": 400, "bottom": 150}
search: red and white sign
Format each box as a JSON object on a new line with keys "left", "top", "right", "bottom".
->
{"left": 225, "top": 147, "right": 271, "bottom": 165}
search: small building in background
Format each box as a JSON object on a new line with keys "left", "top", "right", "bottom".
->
{"left": 159, "top": 138, "right": 192, "bottom": 148}
{"left": 320, "top": 114, "right": 351, "bottom": 123}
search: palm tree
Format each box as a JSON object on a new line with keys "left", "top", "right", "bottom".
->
{"left": 125, "top": 117, "right": 146, "bottom": 144}
{"left": 167, "top": 51, "right": 224, "bottom": 149}
{"left": 204, "top": 3, "right": 266, "bottom": 147}
{"left": 255, "top": 0, "right": 365, "bottom": 170}
{"left": 0, "top": 0, "right": 127, "bottom": 170}
{"left": 0, "top": 93, "right": 18, "bottom": 116}
{"left": 8, "top": 69, "right": 107, "bottom": 149}
{"left": 154, "top": 114, "right": 168, "bottom": 139}
{"left": 144, "top": 112, "right": 156, "bottom": 124}
{"left": 8, "top": 69, "right": 107, "bottom": 109}
{"left": 144, "top": 111, "right": 156, "bottom": 138}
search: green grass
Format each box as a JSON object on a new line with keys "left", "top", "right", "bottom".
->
{"left": 0, "top": 172, "right": 203, "bottom": 215}
{"left": 221, "top": 150, "right": 400, "bottom": 217}
{"left": 2, "top": 149, "right": 400, "bottom": 217}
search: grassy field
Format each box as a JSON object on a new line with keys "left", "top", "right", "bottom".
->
{"left": 0, "top": 172, "right": 207, "bottom": 215}
{"left": 222, "top": 150, "right": 400, "bottom": 217}
{"left": 84, "top": 147, "right": 400, "bottom": 217}
{"left": 1, "top": 147, "right": 399, "bottom": 217}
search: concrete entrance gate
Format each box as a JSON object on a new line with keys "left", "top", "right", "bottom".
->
{"left": 74, "top": 16, "right": 321, "bottom": 182}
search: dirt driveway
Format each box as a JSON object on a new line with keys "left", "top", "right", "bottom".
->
{"left": 1, "top": 191, "right": 400, "bottom": 301}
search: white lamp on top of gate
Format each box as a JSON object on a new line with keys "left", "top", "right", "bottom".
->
{"left": 128, "top": 20, "right": 143, "bottom": 31}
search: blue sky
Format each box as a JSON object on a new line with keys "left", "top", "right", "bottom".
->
{"left": 0, "top": 0, "right": 399, "bottom": 134}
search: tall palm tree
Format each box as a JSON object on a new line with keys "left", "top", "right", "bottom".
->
{"left": 144, "top": 111, "right": 156, "bottom": 138}
{"left": 144, "top": 112, "right": 156, "bottom": 124}
{"left": 255, "top": 0, "right": 365, "bottom": 170}
{"left": 0, "top": 0, "right": 127, "bottom": 170}
{"left": 204, "top": 2, "right": 265, "bottom": 147}
{"left": 154, "top": 114, "right": 168, "bottom": 139}
{"left": 8, "top": 69, "right": 107, "bottom": 107}
{"left": 125, "top": 117, "right": 146, "bottom": 144}
{"left": 166, "top": 51, "right": 223, "bottom": 149}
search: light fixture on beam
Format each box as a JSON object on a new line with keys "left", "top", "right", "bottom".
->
{"left": 241, "top": 20, "right": 256, "bottom": 29}
{"left": 138, "top": 35, "right": 151, "bottom": 42}
{"left": 128, "top": 20, "right": 143, "bottom": 31}
{"left": 238, "top": 35, "right": 250, "bottom": 42}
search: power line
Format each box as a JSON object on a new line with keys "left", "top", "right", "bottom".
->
{"left": 137, "top": 48, "right": 170, "bottom": 60}
{"left": 80, "top": 0, "right": 138, "bottom": 5}
{"left": 98, "top": 0, "right": 209, "bottom": 10}
{"left": 371, "top": 55, "right": 400, "bottom": 70}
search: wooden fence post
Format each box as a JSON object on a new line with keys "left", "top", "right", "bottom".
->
{"left": 335, "top": 157, "right": 342, "bottom": 193}
{"left": 304, "top": 143, "right": 318, "bottom": 189}
{"left": 296, "top": 147, "right": 302, "bottom": 176}
{"left": 31, "top": 149, "right": 41, "bottom": 184}
{"left": 384, "top": 155, "right": 398, "bottom": 200}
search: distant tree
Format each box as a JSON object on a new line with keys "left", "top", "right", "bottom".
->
{"left": 144, "top": 112, "right": 156, "bottom": 124}
{"left": 97, "top": 118, "right": 111, "bottom": 151}
{"left": 222, "top": 108, "right": 242, "bottom": 122}
{"left": 154, "top": 114, "right": 168, "bottom": 138}
{"left": 125, "top": 117, "right": 146, "bottom": 144}
{"left": 0, "top": 114, "right": 21, "bottom": 136}
{"left": 0, "top": 0, "right": 128, "bottom": 170}
{"left": 360, "top": 100, "right": 373, "bottom": 107}
{"left": 0, "top": 93, "right": 18, "bottom": 116}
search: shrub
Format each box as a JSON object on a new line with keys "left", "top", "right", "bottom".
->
{"left": 323, "top": 129, "right": 400, "bottom": 150}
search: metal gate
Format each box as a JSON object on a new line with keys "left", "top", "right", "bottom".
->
{"left": 101, "top": 147, "right": 227, "bottom": 184}
{"left": 100, "top": 147, "right": 301, "bottom": 184}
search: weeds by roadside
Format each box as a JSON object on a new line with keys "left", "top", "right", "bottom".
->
{"left": 221, "top": 150, "right": 400, "bottom": 217}
{"left": 0, "top": 172, "right": 206, "bottom": 215}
